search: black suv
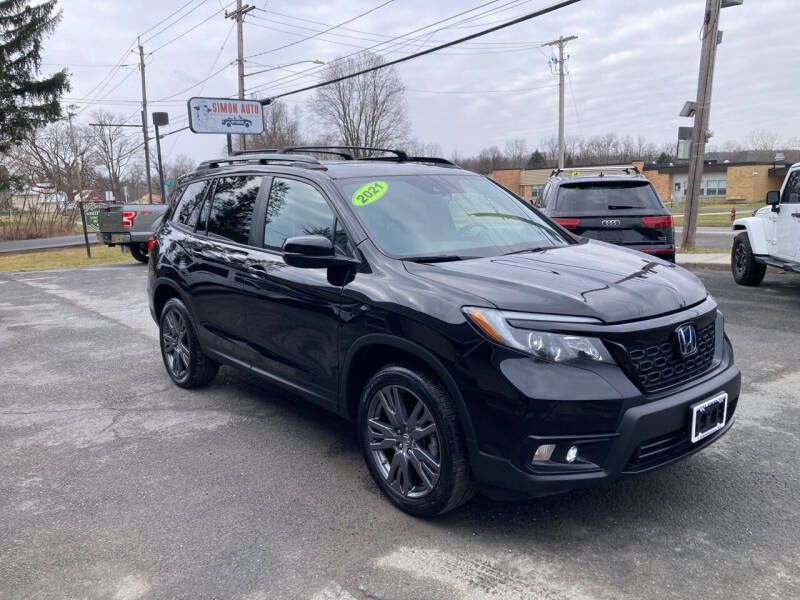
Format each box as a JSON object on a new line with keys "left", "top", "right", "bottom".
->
{"left": 535, "top": 167, "right": 676, "bottom": 262}
{"left": 148, "top": 147, "right": 740, "bottom": 516}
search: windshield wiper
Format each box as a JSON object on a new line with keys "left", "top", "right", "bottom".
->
{"left": 404, "top": 254, "right": 476, "bottom": 263}
{"left": 502, "top": 246, "right": 559, "bottom": 256}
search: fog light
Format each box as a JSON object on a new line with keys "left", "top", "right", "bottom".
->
{"left": 532, "top": 444, "right": 556, "bottom": 462}
{"left": 565, "top": 445, "right": 579, "bottom": 463}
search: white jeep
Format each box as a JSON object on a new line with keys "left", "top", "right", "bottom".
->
{"left": 731, "top": 162, "right": 800, "bottom": 285}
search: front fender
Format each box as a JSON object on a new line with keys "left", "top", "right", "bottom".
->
{"left": 732, "top": 216, "right": 771, "bottom": 255}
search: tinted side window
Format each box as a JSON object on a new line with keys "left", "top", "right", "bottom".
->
{"left": 783, "top": 171, "right": 800, "bottom": 203}
{"left": 206, "top": 176, "right": 261, "bottom": 244}
{"left": 264, "top": 178, "right": 334, "bottom": 251}
{"left": 173, "top": 180, "right": 209, "bottom": 228}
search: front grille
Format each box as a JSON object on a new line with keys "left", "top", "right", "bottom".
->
{"left": 626, "top": 321, "right": 715, "bottom": 393}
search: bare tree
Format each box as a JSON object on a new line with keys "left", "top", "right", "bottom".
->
{"left": 405, "top": 138, "right": 443, "bottom": 157}
{"left": 89, "top": 110, "right": 137, "bottom": 201}
{"left": 164, "top": 155, "right": 196, "bottom": 183}
{"left": 308, "top": 52, "right": 409, "bottom": 156}
{"left": 504, "top": 138, "right": 528, "bottom": 168}
{"left": 746, "top": 129, "right": 781, "bottom": 153}
{"left": 248, "top": 100, "right": 305, "bottom": 150}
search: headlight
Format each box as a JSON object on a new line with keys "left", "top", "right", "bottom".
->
{"left": 463, "top": 307, "right": 615, "bottom": 364}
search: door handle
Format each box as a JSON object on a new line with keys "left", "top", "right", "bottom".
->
{"left": 791, "top": 212, "right": 800, "bottom": 218}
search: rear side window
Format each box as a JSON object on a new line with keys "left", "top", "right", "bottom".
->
{"left": 263, "top": 177, "right": 334, "bottom": 252}
{"left": 172, "top": 180, "right": 209, "bottom": 229}
{"left": 555, "top": 181, "right": 663, "bottom": 214}
{"left": 206, "top": 176, "right": 262, "bottom": 244}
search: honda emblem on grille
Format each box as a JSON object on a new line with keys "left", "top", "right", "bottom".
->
{"left": 601, "top": 219, "right": 621, "bottom": 227}
{"left": 675, "top": 323, "right": 698, "bottom": 357}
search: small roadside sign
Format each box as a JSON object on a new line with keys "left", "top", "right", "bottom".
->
{"left": 164, "top": 180, "right": 176, "bottom": 186}
{"left": 188, "top": 97, "right": 265, "bottom": 135}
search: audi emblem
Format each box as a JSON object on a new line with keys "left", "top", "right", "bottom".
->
{"left": 601, "top": 219, "right": 621, "bottom": 227}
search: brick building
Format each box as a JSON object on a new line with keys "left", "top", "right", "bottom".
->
{"left": 491, "top": 159, "right": 792, "bottom": 204}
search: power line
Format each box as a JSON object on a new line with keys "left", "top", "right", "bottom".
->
{"left": 150, "top": 4, "right": 233, "bottom": 55}
{"left": 259, "top": 0, "right": 583, "bottom": 104}
{"left": 141, "top": 0, "right": 213, "bottom": 45}
{"left": 243, "top": 0, "right": 524, "bottom": 96}
{"left": 243, "top": 0, "right": 396, "bottom": 61}
{"left": 407, "top": 84, "right": 558, "bottom": 94}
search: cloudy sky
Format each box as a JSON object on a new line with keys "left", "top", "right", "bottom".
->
{"left": 40, "top": 0, "right": 798, "bottom": 165}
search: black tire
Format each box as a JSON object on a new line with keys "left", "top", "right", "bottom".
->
{"left": 357, "top": 363, "right": 476, "bottom": 517}
{"left": 732, "top": 232, "right": 766, "bottom": 286}
{"left": 130, "top": 243, "right": 149, "bottom": 264}
{"left": 159, "top": 298, "right": 219, "bottom": 388}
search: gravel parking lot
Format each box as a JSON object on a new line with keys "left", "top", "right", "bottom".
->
{"left": 1, "top": 264, "right": 798, "bottom": 600}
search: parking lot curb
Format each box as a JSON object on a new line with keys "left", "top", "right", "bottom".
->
{"left": 676, "top": 253, "right": 730, "bottom": 271}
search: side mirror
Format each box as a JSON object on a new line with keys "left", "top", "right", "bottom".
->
{"left": 766, "top": 191, "right": 780, "bottom": 207}
{"left": 282, "top": 235, "right": 359, "bottom": 269}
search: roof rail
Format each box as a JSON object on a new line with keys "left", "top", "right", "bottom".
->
{"left": 196, "top": 153, "right": 323, "bottom": 171}
{"left": 368, "top": 155, "right": 459, "bottom": 168}
{"left": 550, "top": 165, "right": 641, "bottom": 177}
{"left": 277, "top": 145, "right": 410, "bottom": 161}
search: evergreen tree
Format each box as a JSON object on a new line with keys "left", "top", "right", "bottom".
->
{"left": 656, "top": 152, "right": 673, "bottom": 164}
{"left": 0, "top": 0, "right": 69, "bottom": 158}
{"left": 525, "top": 150, "right": 546, "bottom": 169}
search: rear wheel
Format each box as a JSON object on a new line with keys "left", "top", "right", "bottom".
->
{"left": 130, "top": 243, "right": 149, "bottom": 263}
{"left": 732, "top": 232, "right": 766, "bottom": 286}
{"left": 159, "top": 298, "right": 219, "bottom": 388}
{"left": 358, "top": 364, "right": 476, "bottom": 517}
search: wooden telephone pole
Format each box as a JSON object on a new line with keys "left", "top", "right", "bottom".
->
{"left": 226, "top": 1, "right": 255, "bottom": 152}
{"left": 136, "top": 38, "right": 153, "bottom": 202}
{"left": 543, "top": 35, "right": 577, "bottom": 170}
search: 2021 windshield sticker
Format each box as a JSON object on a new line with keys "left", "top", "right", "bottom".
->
{"left": 352, "top": 181, "right": 388, "bottom": 206}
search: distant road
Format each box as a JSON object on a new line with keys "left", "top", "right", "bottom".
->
{"left": 675, "top": 226, "right": 735, "bottom": 250}
{"left": 0, "top": 234, "right": 96, "bottom": 254}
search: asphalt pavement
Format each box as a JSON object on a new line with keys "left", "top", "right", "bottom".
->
{"left": 1, "top": 264, "right": 798, "bottom": 599}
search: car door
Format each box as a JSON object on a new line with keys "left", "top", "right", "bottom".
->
{"left": 186, "top": 174, "right": 267, "bottom": 367}
{"left": 776, "top": 170, "right": 800, "bottom": 260}
{"left": 239, "top": 175, "right": 348, "bottom": 408}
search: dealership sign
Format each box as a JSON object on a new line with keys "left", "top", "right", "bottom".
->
{"left": 187, "top": 97, "right": 265, "bottom": 135}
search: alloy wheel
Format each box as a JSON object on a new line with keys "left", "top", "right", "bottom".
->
{"left": 162, "top": 309, "right": 190, "bottom": 380}
{"left": 366, "top": 385, "right": 442, "bottom": 499}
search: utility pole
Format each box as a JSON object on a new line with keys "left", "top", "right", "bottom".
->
{"left": 681, "top": 0, "right": 721, "bottom": 248}
{"left": 680, "top": 0, "right": 742, "bottom": 248}
{"left": 543, "top": 35, "right": 577, "bottom": 170}
{"left": 136, "top": 38, "right": 153, "bottom": 203}
{"left": 226, "top": 1, "right": 255, "bottom": 152}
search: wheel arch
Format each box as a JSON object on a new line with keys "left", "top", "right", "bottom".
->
{"left": 151, "top": 278, "right": 186, "bottom": 321}
{"left": 341, "top": 334, "right": 478, "bottom": 451}
{"left": 732, "top": 217, "right": 770, "bottom": 255}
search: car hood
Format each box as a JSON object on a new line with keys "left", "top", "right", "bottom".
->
{"left": 404, "top": 240, "right": 707, "bottom": 323}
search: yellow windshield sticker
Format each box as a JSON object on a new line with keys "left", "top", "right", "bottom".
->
{"left": 352, "top": 181, "right": 388, "bottom": 206}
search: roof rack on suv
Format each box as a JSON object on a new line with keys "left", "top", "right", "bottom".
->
{"left": 196, "top": 152, "right": 324, "bottom": 172}
{"left": 550, "top": 165, "right": 641, "bottom": 177}
{"left": 276, "top": 146, "right": 458, "bottom": 167}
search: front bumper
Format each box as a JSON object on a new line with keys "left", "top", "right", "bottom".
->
{"left": 471, "top": 362, "right": 740, "bottom": 500}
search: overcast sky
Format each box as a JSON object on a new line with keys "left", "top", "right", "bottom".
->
{"left": 40, "top": 0, "right": 798, "bottom": 165}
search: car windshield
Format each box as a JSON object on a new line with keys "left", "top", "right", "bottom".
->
{"left": 555, "top": 181, "right": 662, "bottom": 213}
{"left": 336, "top": 174, "right": 569, "bottom": 259}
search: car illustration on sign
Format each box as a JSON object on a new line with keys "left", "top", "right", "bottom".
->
{"left": 221, "top": 117, "right": 252, "bottom": 128}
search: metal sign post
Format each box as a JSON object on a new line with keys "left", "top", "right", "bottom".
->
{"left": 78, "top": 201, "right": 91, "bottom": 258}
{"left": 152, "top": 112, "right": 169, "bottom": 202}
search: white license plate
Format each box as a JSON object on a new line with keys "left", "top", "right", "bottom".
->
{"left": 690, "top": 392, "right": 728, "bottom": 443}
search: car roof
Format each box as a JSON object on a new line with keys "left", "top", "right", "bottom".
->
{"left": 549, "top": 173, "right": 650, "bottom": 186}
{"left": 180, "top": 155, "right": 468, "bottom": 184}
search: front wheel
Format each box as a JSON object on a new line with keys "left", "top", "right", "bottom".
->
{"left": 358, "top": 364, "right": 476, "bottom": 517}
{"left": 130, "top": 243, "right": 149, "bottom": 263}
{"left": 732, "top": 232, "right": 766, "bottom": 286}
